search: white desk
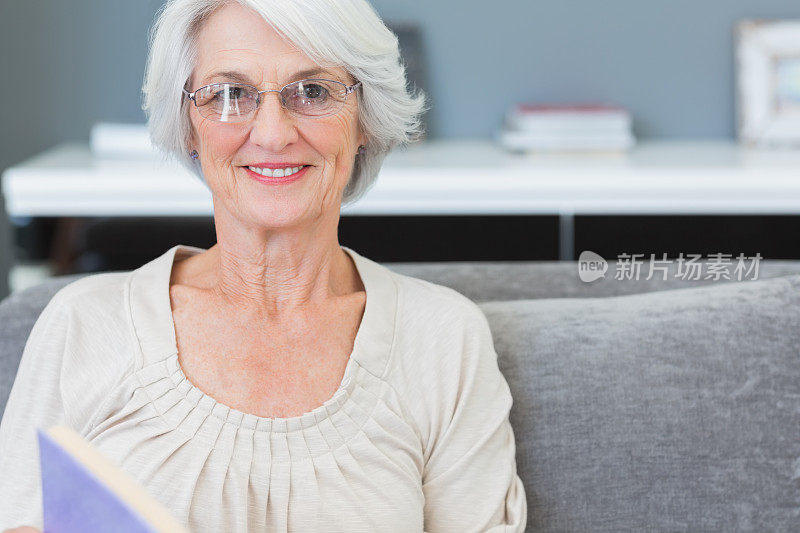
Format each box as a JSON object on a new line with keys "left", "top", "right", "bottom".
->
{"left": 4, "top": 139, "right": 800, "bottom": 259}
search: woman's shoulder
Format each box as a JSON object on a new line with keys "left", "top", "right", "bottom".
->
{"left": 52, "top": 270, "right": 130, "bottom": 302}
{"left": 379, "top": 269, "right": 501, "bottom": 430}
{"left": 19, "top": 270, "right": 140, "bottom": 431}
{"left": 379, "top": 269, "right": 493, "bottom": 371}
{"left": 348, "top": 248, "right": 488, "bottom": 345}
{"left": 34, "top": 270, "right": 139, "bottom": 373}
{"left": 42, "top": 270, "right": 132, "bottom": 324}
{"left": 37, "top": 270, "right": 137, "bottom": 354}
{"left": 386, "top": 267, "right": 486, "bottom": 325}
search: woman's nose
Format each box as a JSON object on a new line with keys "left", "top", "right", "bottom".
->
{"left": 248, "top": 91, "right": 299, "bottom": 151}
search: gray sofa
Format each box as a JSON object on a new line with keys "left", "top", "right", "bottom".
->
{"left": 2, "top": 259, "right": 800, "bottom": 532}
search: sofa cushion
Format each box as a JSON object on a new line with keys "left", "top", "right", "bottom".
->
{"left": 479, "top": 274, "right": 800, "bottom": 531}
{"left": 3, "top": 268, "right": 800, "bottom": 531}
{"left": 389, "top": 259, "right": 800, "bottom": 302}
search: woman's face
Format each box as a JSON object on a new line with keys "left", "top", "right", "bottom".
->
{"left": 188, "top": 2, "right": 365, "bottom": 229}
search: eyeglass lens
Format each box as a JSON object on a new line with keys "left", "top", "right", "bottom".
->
{"left": 192, "top": 79, "right": 350, "bottom": 122}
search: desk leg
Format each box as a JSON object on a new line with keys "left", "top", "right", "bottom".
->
{"left": 50, "top": 217, "right": 87, "bottom": 276}
{"left": 559, "top": 212, "right": 575, "bottom": 261}
{"left": 0, "top": 196, "right": 10, "bottom": 299}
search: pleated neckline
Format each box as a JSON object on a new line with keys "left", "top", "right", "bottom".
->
{"left": 127, "top": 243, "right": 398, "bottom": 433}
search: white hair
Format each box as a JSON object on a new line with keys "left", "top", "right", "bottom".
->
{"left": 142, "top": 0, "right": 427, "bottom": 207}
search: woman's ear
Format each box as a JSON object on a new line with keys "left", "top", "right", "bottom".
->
{"left": 188, "top": 127, "right": 199, "bottom": 156}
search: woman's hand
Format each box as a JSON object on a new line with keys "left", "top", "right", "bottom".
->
{"left": 3, "top": 527, "right": 41, "bottom": 532}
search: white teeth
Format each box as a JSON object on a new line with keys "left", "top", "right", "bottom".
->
{"left": 247, "top": 165, "right": 306, "bottom": 178}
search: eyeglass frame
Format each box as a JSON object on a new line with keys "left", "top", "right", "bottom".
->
{"left": 181, "top": 78, "right": 362, "bottom": 122}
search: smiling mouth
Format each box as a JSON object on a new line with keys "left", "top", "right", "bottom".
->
{"left": 244, "top": 165, "right": 309, "bottom": 178}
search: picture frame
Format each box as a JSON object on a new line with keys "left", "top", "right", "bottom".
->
{"left": 735, "top": 19, "right": 800, "bottom": 147}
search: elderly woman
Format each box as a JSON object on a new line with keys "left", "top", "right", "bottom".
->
{"left": 0, "top": 0, "right": 526, "bottom": 531}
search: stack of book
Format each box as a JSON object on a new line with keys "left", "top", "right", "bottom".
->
{"left": 496, "top": 103, "right": 635, "bottom": 153}
{"left": 90, "top": 123, "right": 156, "bottom": 159}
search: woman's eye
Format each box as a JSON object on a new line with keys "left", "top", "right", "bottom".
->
{"left": 301, "top": 83, "right": 328, "bottom": 99}
{"left": 215, "top": 87, "right": 243, "bottom": 99}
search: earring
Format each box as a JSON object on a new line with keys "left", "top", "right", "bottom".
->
{"left": 190, "top": 150, "right": 199, "bottom": 160}
{"left": 357, "top": 145, "right": 366, "bottom": 156}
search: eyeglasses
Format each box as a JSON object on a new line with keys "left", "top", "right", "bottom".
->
{"left": 182, "top": 78, "right": 361, "bottom": 123}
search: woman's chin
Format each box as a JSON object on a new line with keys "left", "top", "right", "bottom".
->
{"left": 243, "top": 202, "right": 314, "bottom": 229}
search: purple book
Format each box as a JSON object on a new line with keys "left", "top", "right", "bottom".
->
{"left": 37, "top": 426, "right": 187, "bottom": 533}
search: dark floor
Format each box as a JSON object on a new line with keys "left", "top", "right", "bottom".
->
{"left": 11, "top": 214, "right": 800, "bottom": 274}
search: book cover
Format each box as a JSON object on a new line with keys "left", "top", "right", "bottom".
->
{"left": 505, "top": 103, "right": 633, "bottom": 132}
{"left": 37, "top": 426, "right": 188, "bottom": 533}
{"left": 496, "top": 129, "right": 635, "bottom": 152}
{"left": 512, "top": 103, "right": 630, "bottom": 114}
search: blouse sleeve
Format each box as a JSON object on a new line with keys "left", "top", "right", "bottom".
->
{"left": 421, "top": 303, "right": 528, "bottom": 532}
{"left": 0, "top": 291, "right": 71, "bottom": 530}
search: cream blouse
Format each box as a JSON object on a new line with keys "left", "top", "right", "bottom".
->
{"left": 0, "top": 244, "right": 527, "bottom": 532}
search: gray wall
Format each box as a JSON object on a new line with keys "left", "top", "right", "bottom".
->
{"left": 0, "top": 0, "right": 161, "bottom": 160}
{"left": 5, "top": 0, "right": 800, "bottom": 151}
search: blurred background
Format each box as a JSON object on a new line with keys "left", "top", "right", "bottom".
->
{"left": 2, "top": 0, "right": 800, "bottom": 300}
